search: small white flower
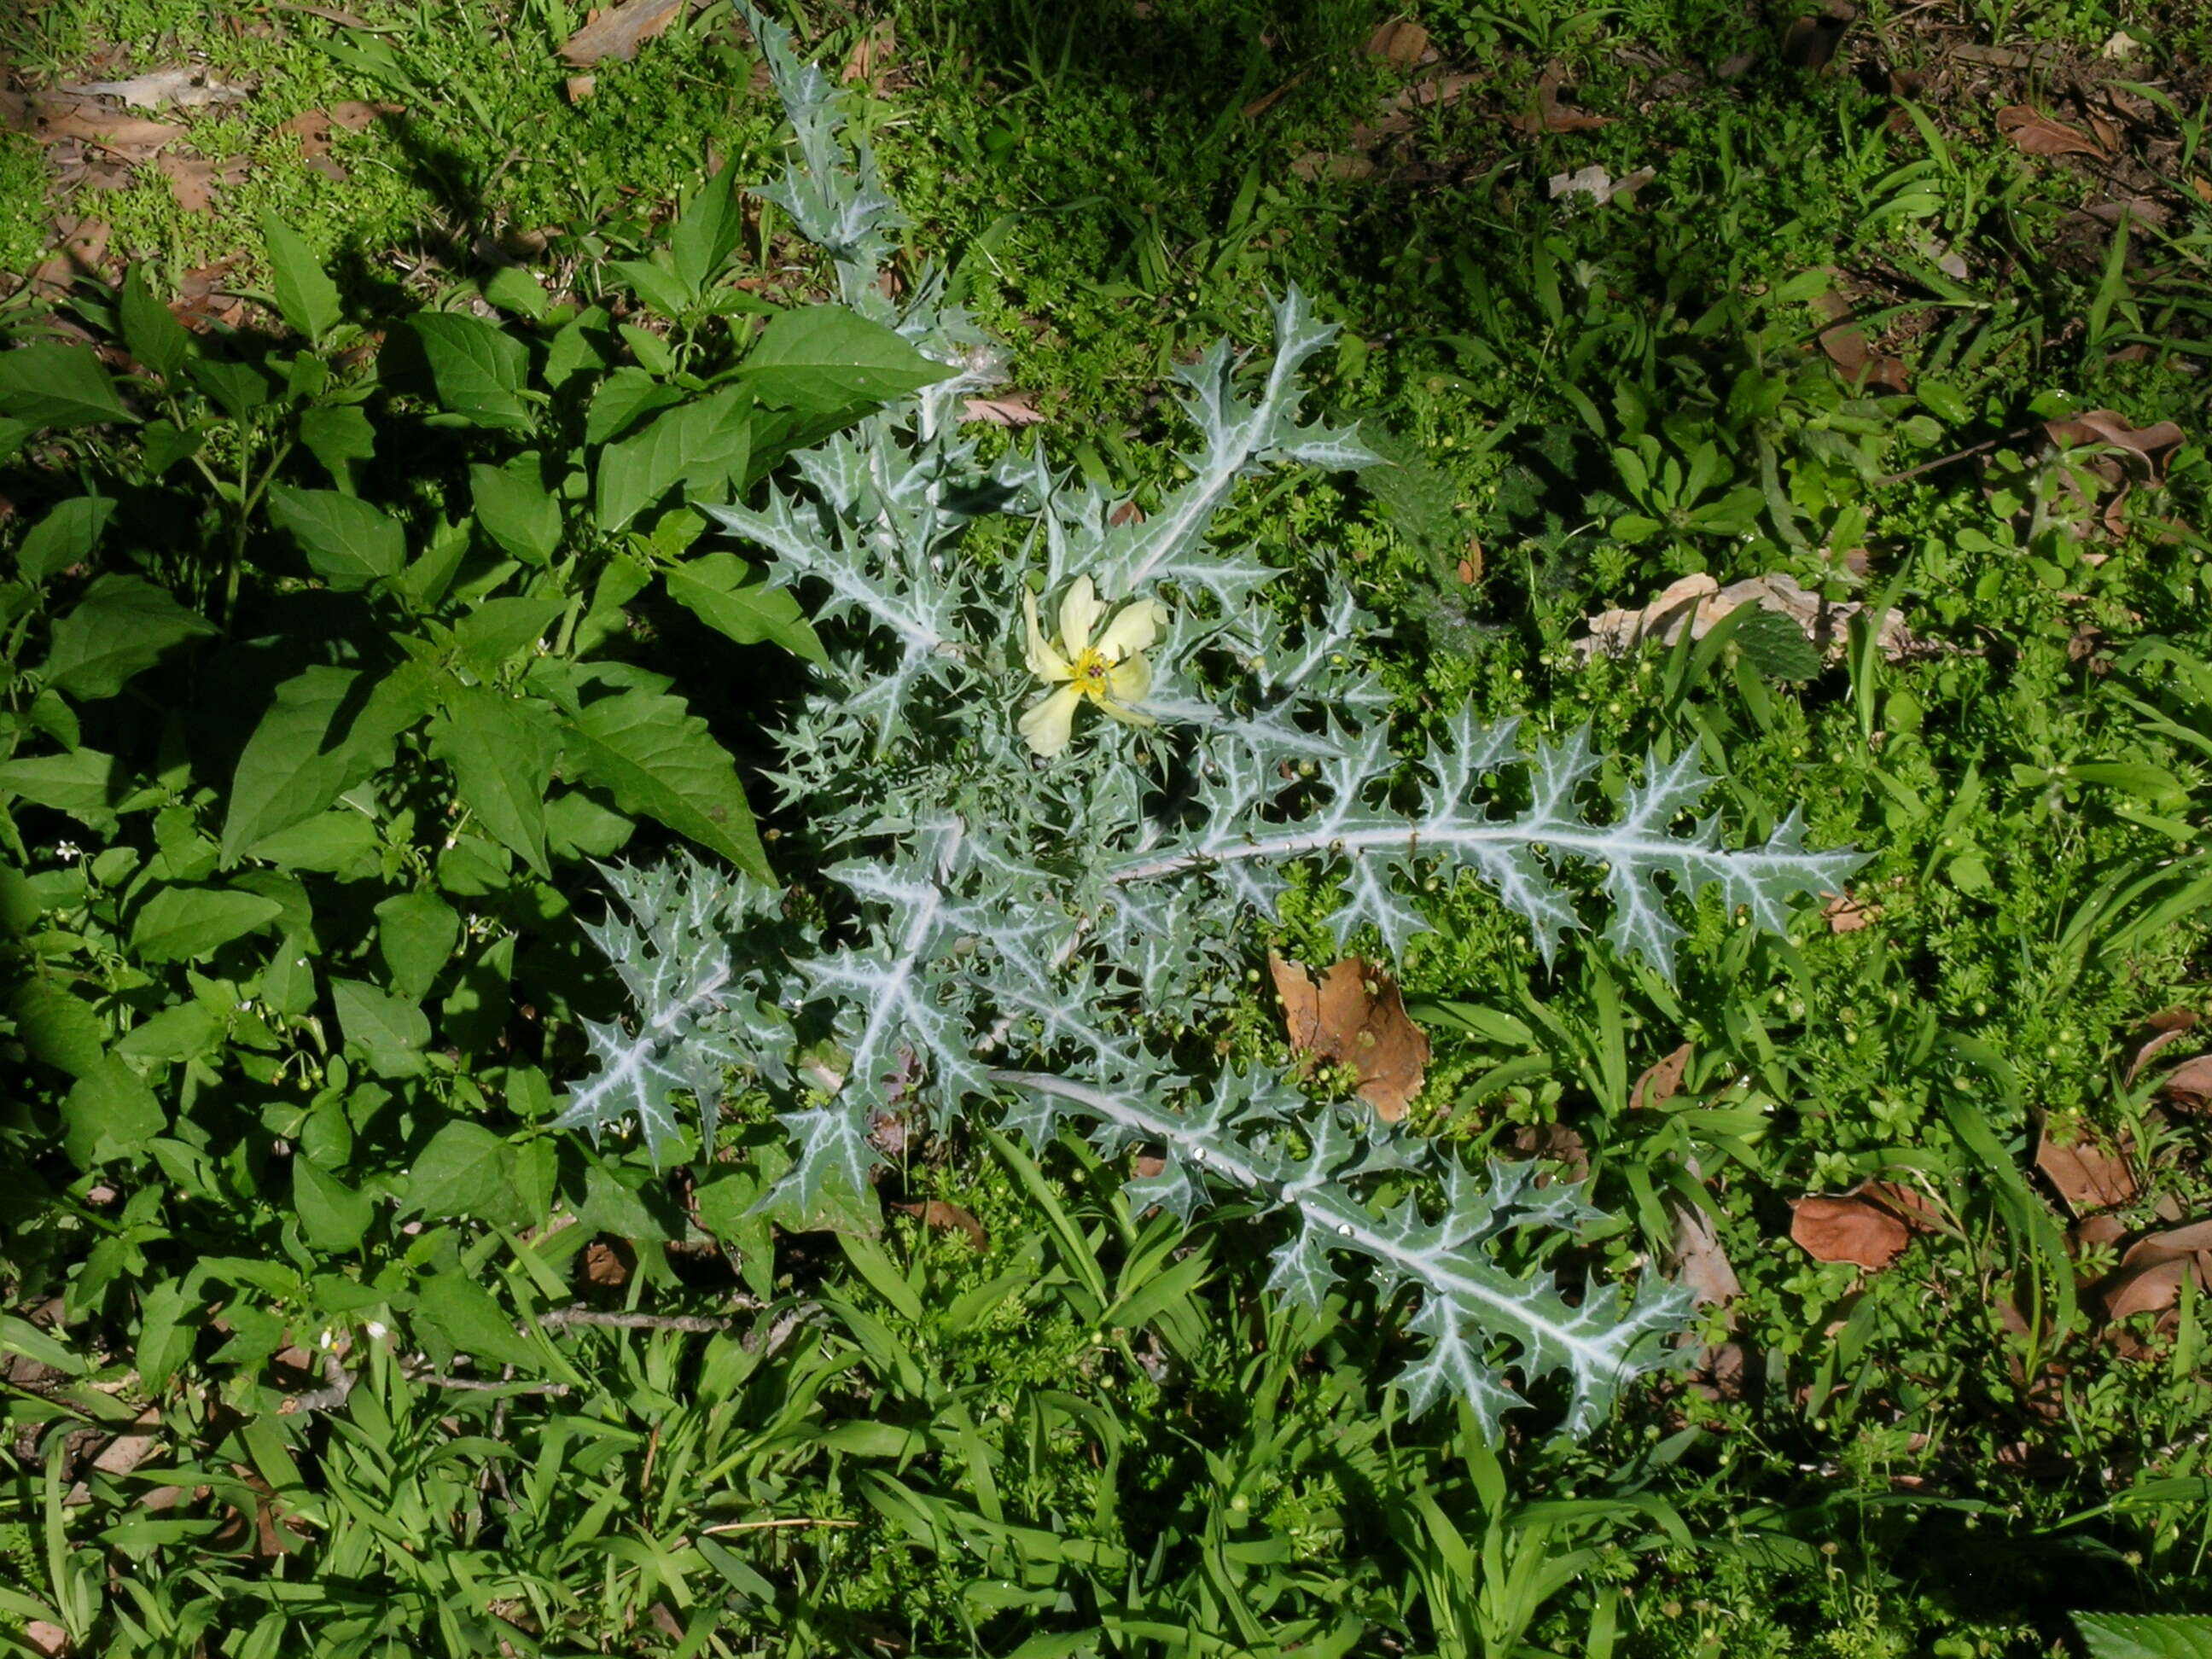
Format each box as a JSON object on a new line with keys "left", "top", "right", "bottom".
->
{"left": 53, "top": 841, "right": 82, "bottom": 861}
{"left": 364, "top": 1319, "right": 388, "bottom": 1340}
{"left": 1018, "top": 574, "right": 1167, "bottom": 758}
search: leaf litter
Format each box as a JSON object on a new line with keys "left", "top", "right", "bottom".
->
{"left": 1269, "top": 952, "right": 1429, "bottom": 1122}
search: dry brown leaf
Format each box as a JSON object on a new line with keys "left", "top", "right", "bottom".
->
{"left": 1575, "top": 570, "right": 1931, "bottom": 665}
{"left": 1812, "top": 291, "right": 1910, "bottom": 393}
{"left": 894, "top": 1199, "right": 987, "bottom": 1250}
{"left": 581, "top": 1237, "right": 633, "bottom": 1289}
{"left": 841, "top": 19, "right": 899, "bottom": 92}
{"left": 62, "top": 65, "right": 251, "bottom": 110}
{"left": 1505, "top": 64, "right": 1612, "bottom": 134}
{"left": 1108, "top": 498, "right": 1145, "bottom": 528}
{"left": 1630, "top": 1042, "right": 1691, "bottom": 1110}
{"left": 2163, "top": 1052, "right": 2212, "bottom": 1111}
{"left": 26, "top": 218, "right": 109, "bottom": 300}
{"left": 1289, "top": 150, "right": 1375, "bottom": 182}
{"left": 2034, "top": 1121, "right": 2138, "bottom": 1212}
{"left": 559, "top": 0, "right": 683, "bottom": 67}
{"left": 1668, "top": 1198, "right": 1741, "bottom": 1307}
{"left": 2124, "top": 1009, "right": 2197, "bottom": 1084}
{"left": 2195, "top": 177, "right": 2212, "bottom": 206}
{"left": 1996, "top": 104, "right": 2109, "bottom": 159}
{"left": 1790, "top": 1181, "right": 1936, "bottom": 1271}
{"left": 1509, "top": 1121, "right": 1589, "bottom": 1180}
{"left": 23, "top": 96, "right": 183, "bottom": 160}
{"left": 24, "top": 1622, "right": 67, "bottom": 1658}
{"left": 962, "top": 393, "right": 1045, "bottom": 427}
{"left": 1822, "top": 890, "right": 1879, "bottom": 933}
{"left": 1365, "top": 18, "right": 1432, "bottom": 67}
{"left": 2043, "top": 409, "right": 2186, "bottom": 485}
{"left": 157, "top": 150, "right": 246, "bottom": 213}
{"left": 1269, "top": 952, "right": 1429, "bottom": 1121}
{"left": 565, "top": 75, "right": 597, "bottom": 102}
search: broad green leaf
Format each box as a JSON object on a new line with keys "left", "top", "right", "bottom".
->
{"left": 545, "top": 789, "right": 634, "bottom": 860}
{"left": 266, "top": 484, "right": 405, "bottom": 589}
{"left": 0, "top": 344, "right": 135, "bottom": 428}
{"left": 375, "top": 888, "right": 460, "bottom": 1000}
{"left": 553, "top": 685, "right": 770, "bottom": 880}
{"left": 261, "top": 211, "right": 342, "bottom": 341}
{"left": 402, "top": 516, "right": 471, "bottom": 608}
{"left": 671, "top": 159, "right": 744, "bottom": 294}
{"left": 16, "top": 496, "right": 116, "bottom": 583}
{"left": 242, "top": 811, "right": 379, "bottom": 875}
{"left": 329, "top": 977, "right": 431, "bottom": 1076}
{"left": 119, "top": 265, "right": 193, "bottom": 380}
{"left": 299, "top": 404, "right": 376, "bottom": 492}
{"left": 594, "top": 388, "right": 753, "bottom": 533}
{"left": 453, "top": 594, "right": 567, "bottom": 667}
{"left": 0, "top": 747, "right": 128, "bottom": 820}
{"left": 585, "top": 366, "right": 684, "bottom": 446}
{"left": 115, "top": 1001, "right": 222, "bottom": 1063}
{"left": 608, "top": 259, "right": 695, "bottom": 322}
{"left": 63, "top": 1056, "right": 165, "bottom": 1166}
{"left": 143, "top": 419, "right": 203, "bottom": 478}
{"left": 134, "top": 1281, "right": 196, "bottom": 1389}
{"left": 482, "top": 264, "right": 550, "bottom": 319}
{"left": 664, "top": 552, "right": 825, "bottom": 665}
{"left": 2, "top": 1316, "right": 85, "bottom": 1379}
{"left": 9, "top": 979, "right": 108, "bottom": 1077}
{"left": 184, "top": 357, "right": 273, "bottom": 419}
{"left": 427, "top": 685, "right": 560, "bottom": 877}
{"left": 543, "top": 306, "right": 609, "bottom": 391}
{"left": 735, "top": 304, "right": 950, "bottom": 413}
{"left": 401, "top": 1121, "right": 515, "bottom": 1220}
{"left": 413, "top": 1272, "right": 541, "bottom": 1371}
{"left": 44, "top": 575, "right": 218, "bottom": 699}
{"left": 294, "top": 1158, "right": 374, "bottom": 1253}
{"left": 409, "top": 312, "right": 533, "bottom": 430}
{"left": 222, "top": 662, "right": 439, "bottom": 863}
{"left": 469, "top": 463, "right": 562, "bottom": 564}
{"left": 2076, "top": 1613, "right": 2212, "bottom": 1659}
{"left": 130, "top": 885, "right": 284, "bottom": 963}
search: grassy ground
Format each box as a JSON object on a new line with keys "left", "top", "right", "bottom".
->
{"left": 7, "top": 0, "right": 2212, "bottom": 1654}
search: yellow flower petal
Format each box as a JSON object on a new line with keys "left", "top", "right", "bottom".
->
{"left": 1058, "top": 575, "right": 1101, "bottom": 659}
{"left": 1019, "top": 684, "right": 1084, "bottom": 757}
{"left": 1108, "top": 653, "right": 1152, "bottom": 704}
{"left": 1097, "top": 697, "right": 1157, "bottom": 729}
{"left": 1023, "top": 589, "right": 1072, "bottom": 682}
{"left": 1093, "top": 597, "right": 1167, "bottom": 663}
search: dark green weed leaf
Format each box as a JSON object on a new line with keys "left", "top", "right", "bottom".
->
{"left": 132, "top": 1283, "right": 196, "bottom": 1389}
{"left": 374, "top": 888, "right": 460, "bottom": 1000}
{"left": 184, "top": 357, "right": 273, "bottom": 419}
{"left": 294, "top": 1158, "right": 375, "bottom": 1253}
{"left": 298, "top": 404, "right": 376, "bottom": 492}
{"left": 608, "top": 259, "right": 696, "bottom": 322}
{"left": 0, "top": 747, "right": 129, "bottom": 822}
{"left": 221, "top": 662, "right": 440, "bottom": 863}
{"left": 402, "top": 1121, "right": 515, "bottom": 1220}
{"left": 261, "top": 211, "right": 342, "bottom": 342}
{"left": 593, "top": 390, "right": 753, "bottom": 533}
{"left": 671, "top": 159, "right": 744, "bottom": 294}
{"left": 2075, "top": 1614, "right": 2212, "bottom": 1659}
{"left": 453, "top": 595, "right": 567, "bottom": 667}
{"left": 409, "top": 312, "right": 533, "bottom": 430}
{"left": 9, "top": 979, "right": 108, "bottom": 1077}
{"left": 62, "top": 1056, "right": 165, "bottom": 1166}
{"left": 119, "top": 265, "right": 194, "bottom": 380}
{"left": 0, "top": 344, "right": 134, "bottom": 428}
{"left": 663, "top": 552, "right": 826, "bottom": 664}
{"left": 469, "top": 463, "right": 563, "bottom": 564}
{"left": 266, "top": 484, "right": 406, "bottom": 589}
{"left": 482, "top": 264, "right": 550, "bottom": 320}
{"left": 129, "top": 885, "right": 284, "bottom": 962}
{"left": 585, "top": 367, "right": 684, "bottom": 445}
{"left": 551, "top": 685, "right": 770, "bottom": 880}
{"left": 329, "top": 977, "right": 431, "bottom": 1076}
{"left": 427, "top": 685, "right": 561, "bottom": 877}
{"left": 142, "top": 419, "right": 204, "bottom": 478}
{"left": 1732, "top": 607, "right": 1824, "bottom": 681}
{"left": 736, "top": 304, "right": 950, "bottom": 412}
{"left": 413, "top": 1272, "right": 540, "bottom": 1371}
{"left": 44, "top": 575, "right": 218, "bottom": 699}
{"left": 15, "top": 496, "right": 116, "bottom": 583}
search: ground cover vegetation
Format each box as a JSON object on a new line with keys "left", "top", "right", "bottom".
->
{"left": 4, "top": 0, "right": 2212, "bottom": 1653}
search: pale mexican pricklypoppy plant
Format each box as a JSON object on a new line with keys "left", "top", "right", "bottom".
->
{"left": 556, "top": 2, "right": 1864, "bottom": 1436}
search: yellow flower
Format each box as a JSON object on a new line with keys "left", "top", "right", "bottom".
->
{"left": 1018, "top": 574, "right": 1168, "bottom": 758}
